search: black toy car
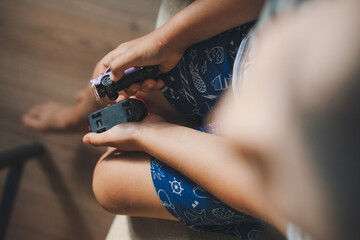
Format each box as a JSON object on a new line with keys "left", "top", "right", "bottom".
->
{"left": 88, "top": 98, "right": 147, "bottom": 133}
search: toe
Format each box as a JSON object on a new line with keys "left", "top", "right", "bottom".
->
{"left": 22, "top": 115, "right": 44, "bottom": 130}
{"left": 27, "top": 105, "right": 43, "bottom": 117}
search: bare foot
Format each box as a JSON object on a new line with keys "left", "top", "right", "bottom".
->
{"left": 22, "top": 87, "right": 104, "bottom": 133}
{"left": 22, "top": 76, "right": 185, "bottom": 133}
{"left": 22, "top": 102, "right": 88, "bottom": 132}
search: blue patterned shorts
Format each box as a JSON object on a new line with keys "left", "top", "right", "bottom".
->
{"left": 151, "top": 125, "right": 264, "bottom": 240}
{"left": 159, "top": 21, "right": 256, "bottom": 122}
{"left": 151, "top": 22, "right": 264, "bottom": 240}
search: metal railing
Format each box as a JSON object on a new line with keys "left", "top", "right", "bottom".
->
{"left": 0, "top": 142, "right": 46, "bottom": 240}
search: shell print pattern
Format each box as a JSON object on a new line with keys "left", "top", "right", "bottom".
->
{"left": 248, "top": 230, "right": 262, "bottom": 240}
{"left": 211, "top": 74, "right": 231, "bottom": 91}
{"left": 206, "top": 46, "right": 224, "bottom": 64}
{"left": 151, "top": 23, "right": 265, "bottom": 239}
{"left": 212, "top": 208, "right": 235, "bottom": 219}
{"left": 189, "top": 61, "right": 206, "bottom": 93}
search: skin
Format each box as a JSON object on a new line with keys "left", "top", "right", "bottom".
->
{"left": 85, "top": 1, "right": 360, "bottom": 239}
{"left": 21, "top": 62, "right": 169, "bottom": 132}
{"left": 23, "top": 0, "right": 355, "bottom": 238}
{"left": 213, "top": 0, "right": 360, "bottom": 239}
{"left": 22, "top": 0, "right": 264, "bottom": 132}
{"left": 93, "top": 148, "right": 177, "bottom": 220}
{"left": 81, "top": 0, "right": 265, "bottom": 231}
{"left": 84, "top": 113, "right": 285, "bottom": 230}
{"left": 102, "top": 0, "right": 265, "bottom": 80}
{"left": 23, "top": 0, "right": 283, "bottom": 236}
{"left": 22, "top": 0, "right": 360, "bottom": 238}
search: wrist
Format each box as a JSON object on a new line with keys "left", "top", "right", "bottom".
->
{"left": 150, "top": 27, "right": 187, "bottom": 60}
{"left": 132, "top": 120, "right": 157, "bottom": 153}
{"left": 153, "top": 0, "right": 218, "bottom": 52}
{"left": 157, "top": 24, "right": 192, "bottom": 55}
{"left": 134, "top": 120, "right": 169, "bottom": 153}
{"left": 131, "top": 122, "right": 145, "bottom": 152}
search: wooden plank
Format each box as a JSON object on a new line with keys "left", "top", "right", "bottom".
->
{"left": 0, "top": 0, "right": 160, "bottom": 239}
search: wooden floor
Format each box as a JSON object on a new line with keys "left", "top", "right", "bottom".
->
{"left": 0, "top": 0, "right": 160, "bottom": 239}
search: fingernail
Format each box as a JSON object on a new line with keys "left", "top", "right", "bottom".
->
{"left": 83, "top": 136, "right": 90, "bottom": 144}
{"left": 110, "top": 72, "right": 116, "bottom": 81}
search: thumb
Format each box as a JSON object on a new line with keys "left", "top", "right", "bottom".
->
{"left": 83, "top": 132, "right": 113, "bottom": 146}
{"left": 115, "top": 93, "right": 128, "bottom": 103}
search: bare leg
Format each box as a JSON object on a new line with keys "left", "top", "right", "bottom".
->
{"left": 93, "top": 148, "right": 177, "bottom": 220}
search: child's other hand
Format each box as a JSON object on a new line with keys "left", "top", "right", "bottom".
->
{"left": 117, "top": 78, "right": 165, "bottom": 97}
{"left": 99, "top": 32, "right": 183, "bottom": 95}
{"left": 82, "top": 114, "right": 164, "bottom": 151}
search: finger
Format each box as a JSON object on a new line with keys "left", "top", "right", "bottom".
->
{"left": 139, "top": 79, "right": 156, "bottom": 92}
{"left": 115, "top": 91, "right": 130, "bottom": 103}
{"left": 109, "top": 53, "right": 142, "bottom": 81}
{"left": 119, "top": 90, "right": 130, "bottom": 99}
{"left": 99, "top": 49, "right": 120, "bottom": 74}
{"left": 119, "top": 90, "right": 128, "bottom": 96}
{"left": 124, "top": 83, "right": 141, "bottom": 96}
{"left": 156, "top": 79, "right": 165, "bottom": 89}
{"left": 99, "top": 58, "right": 112, "bottom": 75}
{"left": 83, "top": 132, "right": 113, "bottom": 146}
{"left": 99, "top": 62, "right": 109, "bottom": 75}
{"left": 115, "top": 94, "right": 127, "bottom": 103}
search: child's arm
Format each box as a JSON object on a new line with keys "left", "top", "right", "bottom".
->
{"left": 159, "top": 0, "right": 264, "bottom": 53}
{"left": 82, "top": 115, "right": 286, "bottom": 233}
{"left": 100, "top": 0, "right": 264, "bottom": 83}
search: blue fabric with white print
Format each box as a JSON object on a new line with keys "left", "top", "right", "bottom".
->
{"left": 150, "top": 123, "right": 264, "bottom": 240}
{"left": 151, "top": 22, "right": 264, "bottom": 239}
{"left": 159, "top": 21, "right": 256, "bottom": 122}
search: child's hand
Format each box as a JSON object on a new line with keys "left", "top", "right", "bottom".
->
{"left": 99, "top": 32, "right": 184, "bottom": 96}
{"left": 82, "top": 114, "right": 164, "bottom": 151}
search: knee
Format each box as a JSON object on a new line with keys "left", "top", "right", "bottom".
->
{"left": 92, "top": 151, "right": 133, "bottom": 215}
